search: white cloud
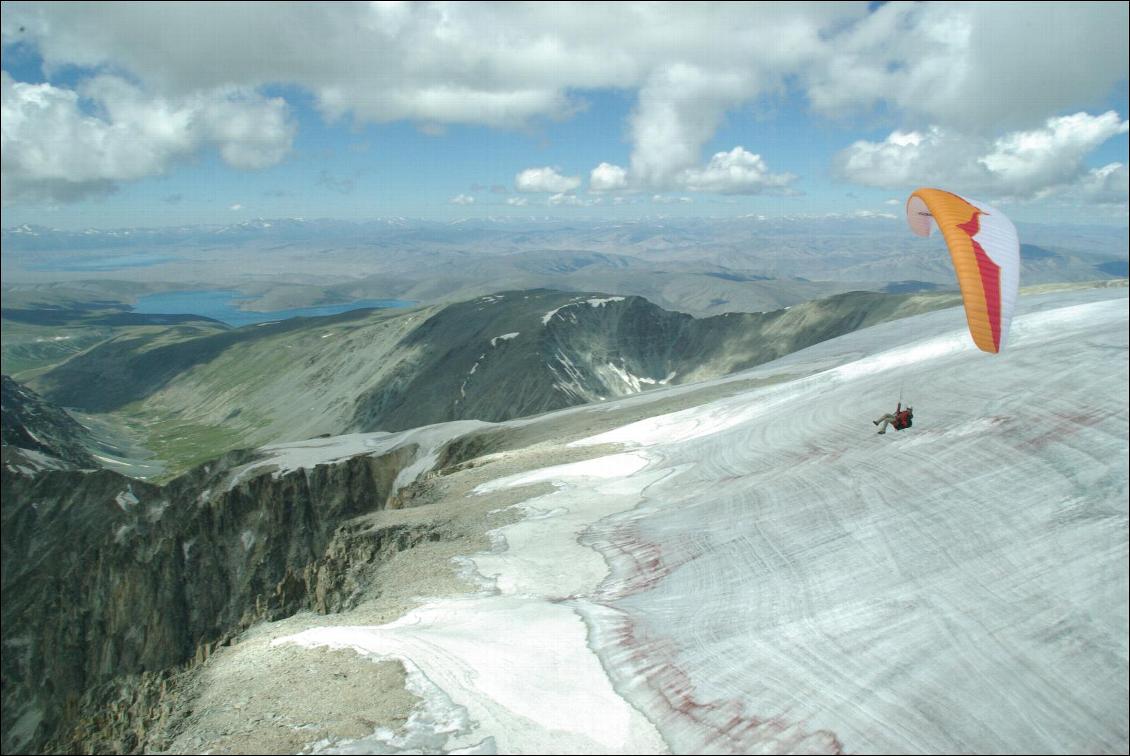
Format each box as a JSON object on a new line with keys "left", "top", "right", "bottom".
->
{"left": 229, "top": 203, "right": 243, "bottom": 211}
{"left": 450, "top": 193, "right": 475, "bottom": 205}
{"left": 548, "top": 193, "right": 601, "bottom": 207}
{"left": 1, "top": 3, "right": 1125, "bottom": 206}
{"left": 5, "top": 6, "right": 1124, "bottom": 134}
{"left": 629, "top": 64, "right": 753, "bottom": 189}
{"left": 1043, "top": 162, "right": 1129, "bottom": 214}
{"left": 196, "top": 92, "right": 294, "bottom": 170}
{"left": 1, "top": 71, "right": 294, "bottom": 204}
{"left": 805, "top": 3, "right": 1129, "bottom": 133}
{"left": 0, "top": 2, "right": 596, "bottom": 128}
{"left": 833, "top": 112, "right": 1129, "bottom": 200}
{"left": 589, "top": 162, "right": 628, "bottom": 192}
{"left": 678, "top": 147, "right": 796, "bottom": 195}
{"left": 506, "top": 196, "right": 529, "bottom": 206}
{"left": 1075, "top": 163, "right": 1129, "bottom": 206}
{"left": 979, "top": 112, "right": 1129, "bottom": 196}
{"left": 516, "top": 167, "right": 581, "bottom": 194}
{"left": 0, "top": 5, "right": 886, "bottom": 202}
{"left": 651, "top": 195, "right": 693, "bottom": 204}
{"left": 834, "top": 126, "right": 971, "bottom": 188}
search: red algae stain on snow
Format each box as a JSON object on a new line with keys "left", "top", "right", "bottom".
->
{"left": 586, "top": 517, "right": 680, "bottom": 600}
{"left": 1019, "top": 408, "right": 1107, "bottom": 451}
{"left": 589, "top": 515, "right": 844, "bottom": 754}
{"left": 610, "top": 613, "right": 844, "bottom": 754}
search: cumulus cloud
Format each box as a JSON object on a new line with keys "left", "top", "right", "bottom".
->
{"left": 590, "top": 147, "right": 796, "bottom": 197}
{"left": 0, "top": 2, "right": 591, "bottom": 128}
{"left": 1, "top": 3, "right": 1125, "bottom": 205}
{"left": 678, "top": 147, "right": 797, "bottom": 195}
{"left": 515, "top": 166, "right": 581, "bottom": 194}
{"left": 548, "top": 193, "right": 601, "bottom": 207}
{"left": 806, "top": 3, "right": 1128, "bottom": 133}
{"left": 450, "top": 193, "right": 475, "bottom": 205}
{"left": 229, "top": 203, "right": 243, "bottom": 211}
{"left": 833, "top": 111, "right": 1129, "bottom": 200}
{"left": 629, "top": 64, "right": 753, "bottom": 188}
{"left": 1, "top": 3, "right": 856, "bottom": 199}
{"left": 651, "top": 195, "right": 693, "bottom": 204}
{"left": 834, "top": 127, "right": 973, "bottom": 188}
{"left": 1, "top": 71, "right": 294, "bottom": 204}
{"left": 1036, "top": 162, "right": 1130, "bottom": 215}
{"left": 1075, "top": 163, "right": 1130, "bottom": 206}
{"left": 979, "top": 112, "right": 1129, "bottom": 196}
{"left": 506, "top": 196, "right": 529, "bottom": 206}
{"left": 589, "top": 162, "right": 628, "bottom": 192}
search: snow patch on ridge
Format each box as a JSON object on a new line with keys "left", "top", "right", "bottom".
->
{"left": 542, "top": 296, "right": 625, "bottom": 326}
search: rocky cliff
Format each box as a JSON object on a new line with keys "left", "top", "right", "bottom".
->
{"left": 2, "top": 374, "right": 98, "bottom": 471}
{"left": 0, "top": 436, "right": 442, "bottom": 754}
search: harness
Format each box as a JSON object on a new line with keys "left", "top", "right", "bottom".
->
{"left": 892, "top": 402, "right": 913, "bottom": 431}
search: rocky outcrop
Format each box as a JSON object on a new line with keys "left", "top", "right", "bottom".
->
{"left": 1, "top": 374, "right": 98, "bottom": 470}
{"left": 0, "top": 440, "right": 434, "bottom": 755}
{"left": 305, "top": 515, "right": 444, "bottom": 615}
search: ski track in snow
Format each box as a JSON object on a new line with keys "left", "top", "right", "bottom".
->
{"left": 275, "top": 288, "right": 1129, "bottom": 754}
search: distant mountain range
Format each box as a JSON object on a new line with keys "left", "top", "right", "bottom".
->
{"left": 5, "top": 214, "right": 1127, "bottom": 254}
{"left": 6, "top": 218, "right": 1124, "bottom": 317}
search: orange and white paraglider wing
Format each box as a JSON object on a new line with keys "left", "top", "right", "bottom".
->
{"left": 906, "top": 188, "right": 1019, "bottom": 353}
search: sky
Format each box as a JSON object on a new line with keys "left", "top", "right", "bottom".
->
{"left": 1, "top": 1, "right": 1128, "bottom": 229}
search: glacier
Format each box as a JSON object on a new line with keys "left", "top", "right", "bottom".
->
{"left": 276, "top": 286, "right": 1128, "bottom": 754}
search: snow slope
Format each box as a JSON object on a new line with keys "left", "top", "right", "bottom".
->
{"left": 278, "top": 287, "right": 1128, "bottom": 754}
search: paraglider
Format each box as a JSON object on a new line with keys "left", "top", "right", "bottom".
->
{"left": 874, "top": 189, "right": 1021, "bottom": 435}
{"left": 906, "top": 187, "right": 1020, "bottom": 353}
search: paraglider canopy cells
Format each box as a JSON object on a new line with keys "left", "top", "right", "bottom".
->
{"left": 906, "top": 188, "right": 1020, "bottom": 354}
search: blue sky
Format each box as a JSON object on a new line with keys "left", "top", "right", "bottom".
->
{"left": 2, "top": 2, "right": 1127, "bottom": 229}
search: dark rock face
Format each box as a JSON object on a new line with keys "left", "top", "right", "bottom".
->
{"left": 345, "top": 290, "right": 708, "bottom": 432}
{"left": 0, "top": 442, "right": 419, "bottom": 754}
{"left": 349, "top": 289, "right": 952, "bottom": 432}
{"left": 1, "top": 374, "right": 98, "bottom": 470}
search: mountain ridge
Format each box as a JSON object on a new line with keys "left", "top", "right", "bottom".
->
{"left": 25, "top": 287, "right": 967, "bottom": 476}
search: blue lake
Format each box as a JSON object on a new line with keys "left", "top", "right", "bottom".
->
{"left": 132, "top": 290, "right": 414, "bottom": 327}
